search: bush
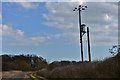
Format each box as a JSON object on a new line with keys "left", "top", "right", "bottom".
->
{"left": 46, "top": 53, "right": 120, "bottom": 78}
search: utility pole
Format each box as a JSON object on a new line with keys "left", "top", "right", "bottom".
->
{"left": 73, "top": 5, "right": 87, "bottom": 62}
{"left": 87, "top": 27, "right": 91, "bottom": 62}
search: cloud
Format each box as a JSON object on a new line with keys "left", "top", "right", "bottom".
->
{"left": 0, "top": 14, "right": 2, "bottom": 21}
{"left": 44, "top": 2, "right": 79, "bottom": 30}
{"left": 0, "top": 2, "right": 2, "bottom": 23}
{"left": 43, "top": 2, "right": 118, "bottom": 46}
{"left": 16, "top": 29, "right": 24, "bottom": 36}
{"left": 17, "top": 2, "right": 38, "bottom": 9}
{"left": 2, "top": 0, "right": 120, "bottom": 2}
{"left": 1, "top": 24, "right": 51, "bottom": 46}
{"left": 53, "top": 31, "right": 80, "bottom": 44}
{"left": 1, "top": 2, "right": 118, "bottom": 46}
{"left": 2, "top": 0, "right": 58, "bottom": 2}
{"left": 59, "top": 32, "right": 80, "bottom": 44}
{"left": 2, "top": 0, "right": 38, "bottom": 9}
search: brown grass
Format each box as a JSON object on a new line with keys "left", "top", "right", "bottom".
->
{"left": 37, "top": 53, "right": 120, "bottom": 79}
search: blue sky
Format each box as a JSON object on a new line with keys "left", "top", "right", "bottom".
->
{"left": 1, "top": 1, "right": 118, "bottom": 62}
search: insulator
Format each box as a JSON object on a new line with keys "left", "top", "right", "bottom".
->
{"left": 79, "top": 5, "right": 81, "bottom": 7}
{"left": 82, "top": 8, "right": 85, "bottom": 10}
{"left": 85, "top": 6, "right": 87, "bottom": 8}
{"left": 75, "top": 7, "right": 77, "bottom": 9}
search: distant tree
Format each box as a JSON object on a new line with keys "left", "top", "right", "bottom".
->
{"left": 60, "top": 61, "right": 71, "bottom": 66}
{"left": 2, "top": 54, "right": 48, "bottom": 71}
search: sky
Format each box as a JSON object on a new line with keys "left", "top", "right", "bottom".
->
{"left": 0, "top": 0, "right": 119, "bottom": 62}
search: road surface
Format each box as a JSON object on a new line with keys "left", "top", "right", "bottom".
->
{"left": 2, "top": 71, "right": 30, "bottom": 78}
{"left": 1, "top": 71, "right": 47, "bottom": 80}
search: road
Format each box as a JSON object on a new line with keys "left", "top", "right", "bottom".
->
{"left": 1, "top": 71, "right": 47, "bottom": 80}
{"left": 2, "top": 71, "right": 30, "bottom": 78}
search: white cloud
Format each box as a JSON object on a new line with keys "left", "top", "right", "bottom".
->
{"left": 0, "top": 14, "right": 1, "bottom": 21}
{"left": 17, "top": 2, "right": 38, "bottom": 9}
{"left": 104, "top": 14, "right": 112, "bottom": 21}
{"left": 2, "top": 0, "right": 38, "bottom": 9}
{"left": 16, "top": 29, "right": 24, "bottom": 36}
{"left": 1, "top": 24, "right": 51, "bottom": 46}
{"left": 2, "top": 0, "right": 120, "bottom": 2}
{"left": 0, "top": 2, "right": 2, "bottom": 23}
{"left": 60, "top": 32, "right": 79, "bottom": 44}
{"left": 44, "top": 2, "right": 118, "bottom": 46}
{"left": 1, "top": 2, "right": 118, "bottom": 46}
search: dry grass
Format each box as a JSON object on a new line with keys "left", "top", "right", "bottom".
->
{"left": 37, "top": 53, "right": 120, "bottom": 79}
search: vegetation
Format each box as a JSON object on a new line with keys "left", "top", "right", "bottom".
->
{"left": 2, "top": 53, "right": 120, "bottom": 78}
{"left": 36, "top": 53, "right": 120, "bottom": 79}
{"left": 1, "top": 54, "right": 48, "bottom": 71}
{"left": 2, "top": 45, "right": 120, "bottom": 78}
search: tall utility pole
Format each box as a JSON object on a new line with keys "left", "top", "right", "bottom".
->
{"left": 73, "top": 5, "right": 87, "bottom": 62}
{"left": 87, "top": 27, "right": 91, "bottom": 62}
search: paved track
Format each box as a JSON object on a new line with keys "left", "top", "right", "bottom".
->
{"left": 2, "top": 71, "right": 30, "bottom": 78}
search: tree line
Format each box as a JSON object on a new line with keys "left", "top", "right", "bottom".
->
{"left": 1, "top": 54, "right": 48, "bottom": 71}
{"left": 1, "top": 54, "right": 81, "bottom": 71}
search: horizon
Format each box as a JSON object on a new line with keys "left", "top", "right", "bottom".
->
{"left": 1, "top": 1, "right": 118, "bottom": 62}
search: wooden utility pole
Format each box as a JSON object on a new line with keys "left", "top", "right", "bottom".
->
{"left": 87, "top": 27, "right": 91, "bottom": 62}
{"left": 78, "top": 8, "right": 84, "bottom": 62}
{"left": 73, "top": 5, "right": 93, "bottom": 62}
{"left": 73, "top": 5, "right": 87, "bottom": 62}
